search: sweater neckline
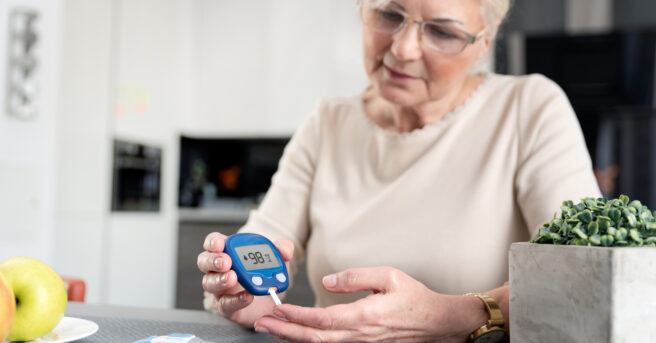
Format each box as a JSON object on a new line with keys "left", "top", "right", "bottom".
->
{"left": 359, "top": 73, "right": 494, "bottom": 140}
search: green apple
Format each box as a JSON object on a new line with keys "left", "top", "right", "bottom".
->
{"left": 0, "top": 272, "right": 15, "bottom": 341}
{"left": 0, "top": 257, "right": 67, "bottom": 342}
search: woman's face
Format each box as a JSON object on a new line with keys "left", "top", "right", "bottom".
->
{"left": 362, "top": 0, "right": 491, "bottom": 107}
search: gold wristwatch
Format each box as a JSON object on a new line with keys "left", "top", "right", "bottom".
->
{"left": 464, "top": 293, "right": 506, "bottom": 343}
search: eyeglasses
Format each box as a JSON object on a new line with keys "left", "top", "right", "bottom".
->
{"left": 358, "top": 0, "right": 486, "bottom": 55}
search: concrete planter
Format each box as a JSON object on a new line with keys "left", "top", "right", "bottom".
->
{"left": 509, "top": 242, "right": 656, "bottom": 342}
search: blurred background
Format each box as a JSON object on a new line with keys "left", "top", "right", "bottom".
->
{"left": 0, "top": 0, "right": 654, "bottom": 310}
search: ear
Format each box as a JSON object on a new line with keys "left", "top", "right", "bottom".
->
{"left": 475, "top": 37, "right": 493, "bottom": 62}
{"left": 482, "top": 35, "right": 494, "bottom": 53}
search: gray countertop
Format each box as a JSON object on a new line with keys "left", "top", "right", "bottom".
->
{"left": 65, "top": 302, "right": 285, "bottom": 342}
{"left": 178, "top": 208, "right": 251, "bottom": 224}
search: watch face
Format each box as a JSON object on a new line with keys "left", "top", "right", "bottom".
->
{"left": 475, "top": 330, "right": 505, "bottom": 343}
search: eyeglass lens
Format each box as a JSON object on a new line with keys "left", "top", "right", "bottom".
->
{"left": 361, "top": 1, "right": 470, "bottom": 54}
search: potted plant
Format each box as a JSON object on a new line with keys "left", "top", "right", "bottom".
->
{"left": 510, "top": 195, "right": 656, "bottom": 342}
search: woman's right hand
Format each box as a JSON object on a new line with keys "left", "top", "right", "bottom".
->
{"left": 198, "top": 232, "right": 295, "bottom": 327}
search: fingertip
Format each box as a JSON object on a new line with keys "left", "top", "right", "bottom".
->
{"left": 204, "top": 232, "right": 226, "bottom": 252}
{"left": 273, "top": 309, "right": 287, "bottom": 322}
{"left": 255, "top": 315, "right": 279, "bottom": 328}
{"left": 275, "top": 239, "right": 294, "bottom": 261}
{"left": 322, "top": 274, "right": 337, "bottom": 289}
{"left": 220, "top": 254, "right": 233, "bottom": 271}
{"left": 203, "top": 236, "right": 212, "bottom": 251}
{"left": 241, "top": 290, "right": 253, "bottom": 300}
{"left": 254, "top": 325, "right": 269, "bottom": 334}
{"left": 254, "top": 318, "right": 271, "bottom": 333}
{"left": 225, "top": 270, "right": 238, "bottom": 287}
{"left": 239, "top": 291, "right": 254, "bottom": 304}
{"left": 275, "top": 303, "right": 292, "bottom": 310}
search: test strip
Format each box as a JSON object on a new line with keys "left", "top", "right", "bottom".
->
{"left": 268, "top": 287, "right": 282, "bottom": 306}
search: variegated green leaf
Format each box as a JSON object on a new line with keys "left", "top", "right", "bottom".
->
{"left": 600, "top": 235, "right": 614, "bottom": 247}
{"left": 532, "top": 195, "right": 656, "bottom": 247}
{"left": 573, "top": 224, "right": 588, "bottom": 240}
{"left": 629, "top": 229, "right": 642, "bottom": 243}
{"left": 620, "top": 194, "right": 630, "bottom": 205}
{"left": 589, "top": 234, "right": 601, "bottom": 246}
{"left": 607, "top": 227, "right": 617, "bottom": 236}
{"left": 577, "top": 210, "right": 593, "bottom": 224}
{"left": 615, "top": 227, "right": 628, "bottom": 241}
{"left": 609, "top": 208, "right": 621, "bottom": 224}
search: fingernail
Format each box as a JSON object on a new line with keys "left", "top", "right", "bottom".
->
{"left": 239, "top": 292, "right": 247, "bottom": 301}
{"left": 220, "top": 273, "right": 228, "bottom": 283}
{"left": 273, "top": 308, "right": 286, "bottom": 320}
{"left": 255, "top": 326, "right": 269, "bottom": 334}
{"left": 209, "top": 239, "right": 215, "bottom": 250}
{"left": 323, "top": 274, "right": 337, "bottom": 288}
{"left": 214, "top": 257, "right": 221, "bottom": 269}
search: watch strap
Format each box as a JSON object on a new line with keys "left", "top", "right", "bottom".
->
{"left": 464, "top": 293, "right": 506, "bottom": 342}
{"left": 466, "top": 293, "right": 504, "bottom": 327}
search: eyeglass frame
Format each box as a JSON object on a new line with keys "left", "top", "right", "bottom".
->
{"left": 357, "top": 0, "right": 488, "bottom": 55}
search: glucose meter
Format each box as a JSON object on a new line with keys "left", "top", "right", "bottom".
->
{"left": 224, "top": 233, "right": 289, "bottom": 303}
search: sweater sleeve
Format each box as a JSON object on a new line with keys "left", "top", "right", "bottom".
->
{"left": 238, "top": 101, "right": 323, "bottom": 266}
{"left": 514, "top": 74, "right": 601, "bottom": 239}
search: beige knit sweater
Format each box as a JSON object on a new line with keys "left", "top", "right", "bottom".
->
{"left": 240, "top": 73, "right": 601, "bottom": 307}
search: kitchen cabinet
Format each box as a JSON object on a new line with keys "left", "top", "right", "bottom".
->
{"left": 176, "top": 221, "right": 242, "bottom": 310}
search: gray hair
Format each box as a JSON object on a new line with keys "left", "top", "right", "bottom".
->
{"left": 366, "top": 0, "right": 512, "bottom": 41}
{"left": 480, "top": 0, "right": 511, "bottom": 40}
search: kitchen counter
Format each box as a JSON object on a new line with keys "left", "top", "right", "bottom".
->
{"left": 178, "top": 207, "right": 251, "bottom": 224}
{"left": 65, "top": 302, "right": 284, "bottom": 342}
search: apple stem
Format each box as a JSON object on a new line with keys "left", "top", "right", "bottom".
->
{"left": 15, "top": 297, "right": 19, "bottom": 306}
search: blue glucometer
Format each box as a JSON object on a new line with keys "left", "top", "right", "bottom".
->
{"left": 224, "top": 233, "right": 289, "bottom": 296}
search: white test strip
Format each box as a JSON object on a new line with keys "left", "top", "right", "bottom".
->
{"left": 268, "top": 287, "right": 282, "bottom": 306}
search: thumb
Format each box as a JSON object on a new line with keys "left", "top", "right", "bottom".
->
{"left": 322, "top": 267, "right": 397, "bottom": 294}
{"left": 274, "top": 239, "right": 294, "bottom": 262}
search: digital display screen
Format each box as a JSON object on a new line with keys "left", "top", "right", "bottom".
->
{"left": 234, "top": 244, "right": 281, "bottom": 271}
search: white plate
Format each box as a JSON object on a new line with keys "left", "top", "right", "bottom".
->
{"left": 5, "top": 317, "right": 99, "bottom": 343}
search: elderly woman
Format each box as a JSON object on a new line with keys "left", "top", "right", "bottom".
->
{"left": 197, "top": 0, "right": 600, "bottom": 341}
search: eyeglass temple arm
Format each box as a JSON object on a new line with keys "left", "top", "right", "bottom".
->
{"left": 469, "top": 28, "right": 488, "bottom": 43}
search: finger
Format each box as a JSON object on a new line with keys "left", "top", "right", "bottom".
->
{"left": 203, "top": 232, "right": 227, "bottom": 252}
{"left": 202, "top": 270, "right": 239, "bottom": 294}
{"left": 272, "top": 303, "right": 364, "bottom": 330}
{"left": 274, "top": 239, "right": 295, "bottom": 262}
{"left": 322, "top": 266, "right": 399, "bottom": 294}
{"left": 255, "top": 315, "right": 352, "bottom": 343}
{"left": 218, "top": 291, "right": 254, "bottom": 317}
{"left": 197, "top": 252, "right": 232, "bottom": 273}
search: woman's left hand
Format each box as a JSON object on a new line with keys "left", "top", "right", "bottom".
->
{"left": 254, "top": 266, "right": 486, "bottom": 343}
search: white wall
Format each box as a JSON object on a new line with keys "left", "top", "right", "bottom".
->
{"left": 106, "top": 0, "right": 193, "bottom": 309}
{"left": 264, "top": 0, "right": 367, "bottom": 134}
{"left": 190, "top": 0, "right": 270, "bottom": 136}
{"left": 53, "top": 0, "right": 113, "bottom": 305}
{"left": 0, "top": 0, "right": 115, "bottom": 305}
{"left": 0, "top": 0, "right": 62, "bottom": 265}
{"left": 188, "top": 0, "right": 368, "bottom": 136}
